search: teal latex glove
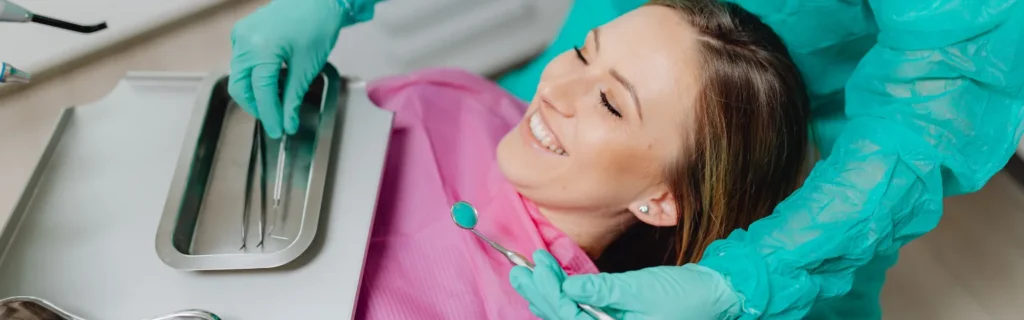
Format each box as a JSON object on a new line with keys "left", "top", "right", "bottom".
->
{"left": 227, "top": 0, "right": 378, "bottom": 138}
{"left": 510, "top": 250, "right": 742, "bottom": 320}
{"left": 510, "top": 250, "right": 594, "bottom": 320}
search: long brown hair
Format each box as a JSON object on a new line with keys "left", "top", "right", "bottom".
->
{"left": 596, "top": 0, "right": 810, "bottom": 271}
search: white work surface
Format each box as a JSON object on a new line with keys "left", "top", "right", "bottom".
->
{"left": 1, "top": 0, "right": 229, "bottom": 75}
{"left": 0, "top": 71, "right": 392, "bottom": 319}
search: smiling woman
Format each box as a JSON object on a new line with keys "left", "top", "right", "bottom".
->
{"left": 497, "top": 0, "right": 809, "bottom": 269}
{"left": 354, "top": 0, "right": 809, "bottom": 319}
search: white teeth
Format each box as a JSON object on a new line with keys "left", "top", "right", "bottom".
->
{"left": 529, "top": 113, "right": 567, "bottom": 156}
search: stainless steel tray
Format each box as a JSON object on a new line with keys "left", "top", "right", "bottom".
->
{"left": 155, "top": 66, "right": 341, "bottom": 271}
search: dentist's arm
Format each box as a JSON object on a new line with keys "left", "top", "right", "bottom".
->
{"left": 696, "top": 0, "right": 1024, "bottom": 317}
{"left": 228, "top": 0, "right": 383, "bottom": 138}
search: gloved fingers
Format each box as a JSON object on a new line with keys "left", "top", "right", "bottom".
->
{"left": 510, "top": 265, "right": 537, "bottom": 297}
{"left": 228, "top": 61, "right": 259, "bottom": 119}
{"left": 531, "top": 250, "right": 592, "bottom": 320}
{"left": 562, "top": 272, "right": 640, "bottom": 311}
{"left": 281, "top": 54, "right": 324, "bottom": 135}
{"left": 511, "top": 266, "right": 556, "bottom": 318}
{"left": 533, "top": 250, "right": 567, "bottom": 282}
{"left": 251, "top": 63, "right": 285, "bottom": 139}
{"left": 681, "top": 264, "right": 744, "bottom": 318}
{"left": 528, "top": 305, "right": 543, "bottom": 318}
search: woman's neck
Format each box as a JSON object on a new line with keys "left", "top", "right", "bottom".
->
{"left": 536, "top": 206, "right": 637, "bottom": 259}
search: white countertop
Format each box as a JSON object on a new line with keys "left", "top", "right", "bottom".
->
{"left": 1, "top": 0, "right": 230, "bottom": 76}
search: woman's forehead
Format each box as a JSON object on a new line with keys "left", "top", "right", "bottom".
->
{"left": 602, "top": 6, "right": 703, "bottom": 132}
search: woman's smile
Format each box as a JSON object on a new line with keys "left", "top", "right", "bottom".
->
{"left": 522, "top": 110, "right": 568, "bottom": 156}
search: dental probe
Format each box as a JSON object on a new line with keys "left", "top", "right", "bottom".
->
{"left": 0, "top": 0, "right": 108, "bottom": 33}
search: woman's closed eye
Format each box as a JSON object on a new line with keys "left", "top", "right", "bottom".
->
{"left": 574, "top": 46, "right": 588, "bottom": 64}
{"left": 574, "top": 46, "right": 623, "bottom": 119}
{"left": 600, "top": 92, "right": 622, "bottom": 118}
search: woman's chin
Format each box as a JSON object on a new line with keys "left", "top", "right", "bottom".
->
{"left": 497, "top": 130, "right": 563, "bottom": 189}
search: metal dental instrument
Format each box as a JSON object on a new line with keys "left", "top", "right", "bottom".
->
{"left": 0, "top": 296, "right": 222, "bottom": 320}
{"left": 267, "top": 135, "right": 288, "bottom": 240}
{"left": 256, "top": 122, "right": 267, "bottom": 248}
{"left": 273, "top": 136, "right": 287, "bottom": 210}
{"left": 0, "top": 62, "right": 30, "bottom": 84}
{"left": 0, "top": 0, "right": 108, "bottom": 33}
{"left": 450, "top": 201, "right": 616, "bottom": 320}
{"left": 240, "top": 122, "right": 261, "bottom": 250}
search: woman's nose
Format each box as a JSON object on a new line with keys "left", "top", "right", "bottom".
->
{"left": 537, "top": 76, "right": 588, "bottom": 117}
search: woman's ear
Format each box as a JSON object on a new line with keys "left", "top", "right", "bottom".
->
{"left": 628, "top": 189, "right": 678, "bottom": 227}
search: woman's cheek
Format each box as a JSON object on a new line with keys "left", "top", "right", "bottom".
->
{"left": 581, "top": 124, "right": 655, "bottom": 172}
{"left": 575, "top": 115, "right": 625, "bottom": 144}
{"left": 572, "top": 124, "right": 621, "bottom": 161}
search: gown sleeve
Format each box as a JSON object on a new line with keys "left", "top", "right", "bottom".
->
{"left": 699, "top": 0, "right": 1024, "bottom": 317}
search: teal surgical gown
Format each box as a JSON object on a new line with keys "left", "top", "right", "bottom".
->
{"left": 497, "top": 0, "right": 1024, "bottom": 318}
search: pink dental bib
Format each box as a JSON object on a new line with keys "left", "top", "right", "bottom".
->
{"left": 355, "top": 69, "right": 599, "bottom": 319}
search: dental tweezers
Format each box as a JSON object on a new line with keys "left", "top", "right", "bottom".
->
{"left": 268, "top": 135, "right": 290, "bottom": 240}
{"left": 258, "top": 125, "right": 268, "bottom": 248}
{"left": 273, "top": 136, "right": 287, "bottom": 209}
{"left": 241, "top": 122, "right": 267, "bottom": 250}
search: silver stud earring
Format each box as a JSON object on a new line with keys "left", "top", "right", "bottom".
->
{"left": 638, "top": 204, "right": 650, "bottom": 215}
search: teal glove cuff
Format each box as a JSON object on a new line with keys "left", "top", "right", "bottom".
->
{"left": 699, "top": 233, "right": 772, "bottom": 319}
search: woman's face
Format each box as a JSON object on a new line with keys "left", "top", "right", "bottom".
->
{"left": 497, "top": 6, "right": 703, "bottom": 218}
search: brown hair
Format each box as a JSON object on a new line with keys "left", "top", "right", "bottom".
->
{"left": 595, "top": 0, "right": 810, "bottom": 271}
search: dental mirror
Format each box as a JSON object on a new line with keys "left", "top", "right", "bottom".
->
{"left": 450, "top": 201, "right": 479, "bottom": 229}
{"left": 446, "top": 202, "right": 618, "bottom": 320}
{"left": 450, "top": 200, "right": 532, "bottom": 267}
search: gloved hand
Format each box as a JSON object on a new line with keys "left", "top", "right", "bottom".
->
{"left": 511, "top": 250, "right": 594, "bottom": 319}
{"left": 511, "top": 249, "right": 744, "bottom": 320}
{"left": 228, "top": 0, "right": 348, "bottom": 138}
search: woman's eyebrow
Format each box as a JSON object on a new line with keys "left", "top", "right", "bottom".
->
{"left": 611, "top": 70, "right": 642, "bottom": 120}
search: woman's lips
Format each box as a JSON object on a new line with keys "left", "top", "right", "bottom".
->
{"left": 524, "top": 111, "right": 567, "bottom": 156}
